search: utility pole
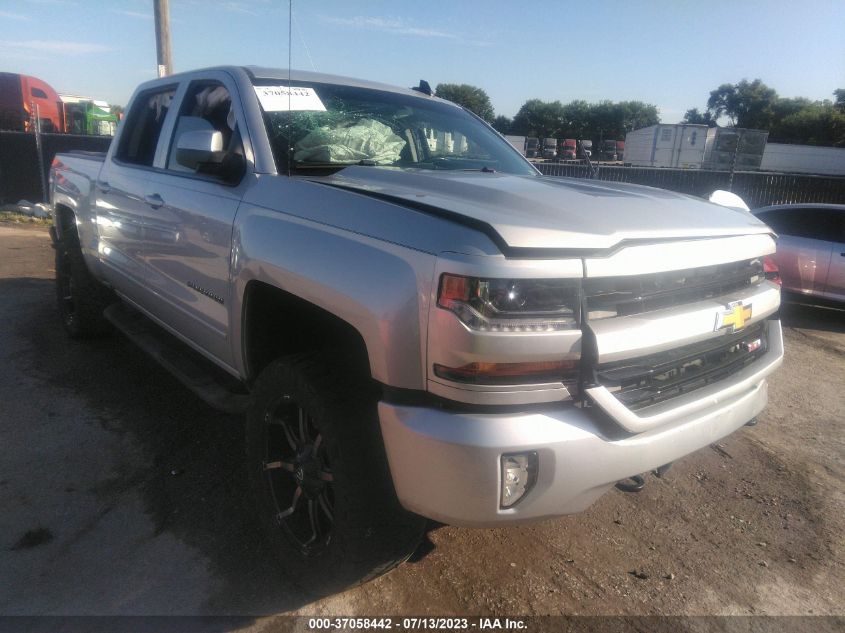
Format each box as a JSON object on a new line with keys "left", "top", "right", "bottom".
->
{"left": 153, "top": 0, "right": 172, "bottom": 77}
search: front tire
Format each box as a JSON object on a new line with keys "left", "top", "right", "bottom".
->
{"left": 246, "top": 354, "right": 425, "bottom": 593}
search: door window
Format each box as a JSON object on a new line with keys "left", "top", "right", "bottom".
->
{"left": 115, "top": 86, "right": 177, "bottom": 166}
{"left": 166, "top": 81, "right": 244, "bottom": 180}
{"left": 759, "top": 208, "right": 845, "bottom": 242}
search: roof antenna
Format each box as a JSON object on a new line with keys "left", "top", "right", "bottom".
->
{"left": 286, "top": 0, "right": 293, "bottom": 177}
{"left": 412, "top": 80, "right": 432, "bottom": 96}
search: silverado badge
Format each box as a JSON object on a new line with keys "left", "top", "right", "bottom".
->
{"left": 715, "top": 301, "right": 752, "bottom": 333}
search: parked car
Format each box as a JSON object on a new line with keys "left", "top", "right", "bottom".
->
{"left": 50, "top": 65, "right": 783, "bottom": 590}
{"left": 752, "top": 204, "right": 845, "bottom": 305}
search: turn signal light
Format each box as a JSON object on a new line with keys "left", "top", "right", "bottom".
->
{"left": 433, "top": 360, "right": 578, "bottom": 385}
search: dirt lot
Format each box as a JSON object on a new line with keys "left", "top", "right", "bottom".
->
{"left": 0, "top": 223, "right": 843, "bottom": 624}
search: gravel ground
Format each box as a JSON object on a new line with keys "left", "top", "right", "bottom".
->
{"left": 0, "top": 223, "right": 842, "bottom": 624}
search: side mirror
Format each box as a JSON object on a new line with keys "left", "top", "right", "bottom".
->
{"left": 708, "top": 190, "right": 750, "bottom": 212}
{"left": 175, "top": 129, "right": 225, "bottom": 170}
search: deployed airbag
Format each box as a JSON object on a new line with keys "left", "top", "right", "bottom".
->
{"left": 294, "top": 118, "right": 406, "bottom": 164}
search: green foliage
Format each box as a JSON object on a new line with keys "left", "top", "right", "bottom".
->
{"left": 707, "top": 79, "right": 778, "bottom": 129}
{"left": 510, "top": 98, "right": 658, "bottom": 140}
{"left": 700, "top": 80, "right": 844, "bottom": 146}
{"left": 491, "top": 115, "right": 512, "bottom": 134}
{"left": 681, "top": 108, "right": 717, "bottom": 127}
{"left": 434, "top": 83, "right": 495, "bottom": 123}
{"left": 770, "top": 102, "right": 845, "bottom": 147}
{"left": 511, "top": 99, "right": 565, "bottom": 138}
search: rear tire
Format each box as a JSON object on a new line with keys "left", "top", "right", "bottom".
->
{"left": 246, "top": 353, "right": 425, "bottom": 594}
{"left": 54, "top": 227, "right": 113, "bottom": 338}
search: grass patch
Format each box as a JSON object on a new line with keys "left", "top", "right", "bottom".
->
{"left": 0, "top": 210, "right": 52, "bottom": 226}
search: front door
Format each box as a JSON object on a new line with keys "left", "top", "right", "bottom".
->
{"left": 141, "top": 75, "right": 251, "bottom": 367}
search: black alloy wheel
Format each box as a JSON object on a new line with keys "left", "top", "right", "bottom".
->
{"left": 246, "top": 353, "right": 426, "bottom": 593}
{"left": 263, "top": 397, "right": 334, "bottom": 555}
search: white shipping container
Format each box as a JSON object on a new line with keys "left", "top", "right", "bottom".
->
{"left": 702, "top": 128, "right": 768, "bottom": 170}
{"left": 623, "top": 124, "right": 708, "bottom": 168}
{"left": 760, "top": 143, "right": 845, "bottom": 176}
{"left": 504, "top": 135, "right": 526, "bottom": 156}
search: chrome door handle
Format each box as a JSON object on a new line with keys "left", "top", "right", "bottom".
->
{"left": 144, "top": 193, "right": 164, "bottom": 209}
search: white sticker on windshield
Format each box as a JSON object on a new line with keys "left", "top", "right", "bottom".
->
{"left": 253, "top": 85, "right": 326, "bottom": 112}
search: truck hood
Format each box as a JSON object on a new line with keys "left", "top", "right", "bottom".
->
{"left": 319, "top": 167, "right": 771, "bottom": 251}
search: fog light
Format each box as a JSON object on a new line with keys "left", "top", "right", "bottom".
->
{"left": 500, "top": 452, "right": 538, "bottom": 508}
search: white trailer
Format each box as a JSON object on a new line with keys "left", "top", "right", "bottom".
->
{"left": 623, "top": 124, "right": 708, "bottom": 168}
{"left": 760, "top": 143, "right": 845, "bottom": 176}
{"left": 504, "top": 135, "right": 526, "bottom": 156}
{"left": 702, "top": 128, "right": 768, "bottom": 170}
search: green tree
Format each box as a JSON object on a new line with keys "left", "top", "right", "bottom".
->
{"left": 491, "top": 115, "right": 512, "bottom": 134}
{"left": 706, "top": 79, "right": 778, "bottom": 128}
{"left": 560, "top": 100, "right": 591, "bottom": 138}
{"left": 434, "top": 83, "right": 495, "bottom": 122}
{"left": 511, "top": 99, "right": 658, "bottom": 141}
{"left": 834, "top": 89, "right": 845, "bottom": 112}
{"left": 511, "top": 99, "right": 566, "bottom": 138}
{"left": 681, "top": 108, "right": 717, "bottom": 127}
{"left": 614, "top": 101, "right": 660, "bottom": 136}
{"left": 771, "top": 102, "right": 845, "bottom": 147}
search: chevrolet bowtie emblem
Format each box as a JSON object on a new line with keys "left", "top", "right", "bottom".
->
{"left": 715, "top": 301, "right": 752, "bottom": 332}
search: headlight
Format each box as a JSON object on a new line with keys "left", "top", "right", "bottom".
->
{"left": 437, "top": 274, "right": 579, "bottom": 332}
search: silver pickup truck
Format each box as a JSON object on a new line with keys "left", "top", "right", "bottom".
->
{"left": 50, "top": 66, "right": 783, "bottom": 590}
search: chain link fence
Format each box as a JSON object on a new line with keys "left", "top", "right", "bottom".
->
{"left": 536, "top": 162, "right": 845, "bottom": 209}
{"left": 1, "top": 131, "right": 112, "bottom": 205}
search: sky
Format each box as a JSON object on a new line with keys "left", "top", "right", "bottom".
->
{"left": 1, "top": 0, "right": 843, "bottom": 122}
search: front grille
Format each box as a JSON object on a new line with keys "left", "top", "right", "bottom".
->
{"left": 594, "top": 322, "right": 767, "bottom": 411}
{"left": 584, "top": 258, "right": 764, "bottom": 320}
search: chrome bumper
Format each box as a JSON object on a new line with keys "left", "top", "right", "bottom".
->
{"left": 378, "top": 320, "right": 783, "bottom": 527}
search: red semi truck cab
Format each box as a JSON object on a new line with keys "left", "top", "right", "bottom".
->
{"left": 0, "top": 73, "right": 62, "bottom": 132}
{"left": 560, "top": 138, "right": 577, "bottom": 160}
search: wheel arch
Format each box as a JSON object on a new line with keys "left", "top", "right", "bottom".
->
{"left": 53, "top": 202, "right": 77, "bottom": 241}
{"left": 241, "top": 280, "right": 372, "bottom": 387}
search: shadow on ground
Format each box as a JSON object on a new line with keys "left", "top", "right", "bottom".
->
{"left": 3, "top": 276, "right": 437, "bottom": 618}
{"left": 780, "top": 299, "right": 845, "bottom": 334}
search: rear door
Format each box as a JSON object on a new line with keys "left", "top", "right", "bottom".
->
{"left": 96, "top": 84, "right": 178, "bottom": 301}
{"left": 141, "top": 71, "right": 252, "bottom": 366}
{"left": 652, "top": 126, "right": 677, "bottom": 166}
{"left": 677, "top": 126, "right": 705, "bottom": 168}
{"left": 757, "top": 207, "right": 835, "bottom": 298}
{"left": 819, "top": 210, "right": 845, "bottom": 302}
